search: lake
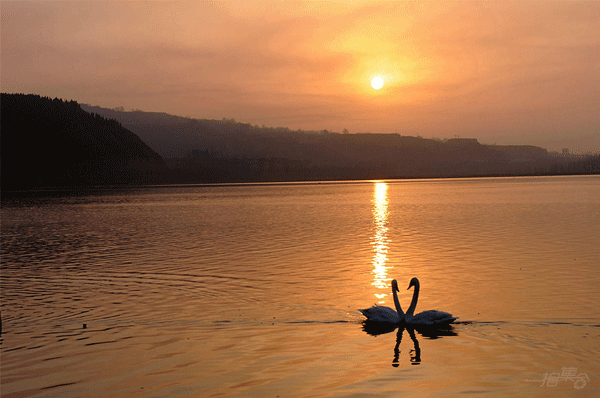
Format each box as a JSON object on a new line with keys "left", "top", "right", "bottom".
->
{"left": 1, "top": 175, "right": 599, "bottom": 397}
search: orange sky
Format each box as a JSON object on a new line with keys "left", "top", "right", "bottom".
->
{"left": 2, "top": 1, "right": 599, "bottom": 152}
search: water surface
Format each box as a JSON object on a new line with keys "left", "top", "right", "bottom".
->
{"left": 2, "top": 176, "right": 599, "bottom": 397}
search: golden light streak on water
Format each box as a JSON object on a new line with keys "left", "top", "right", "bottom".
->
{"left": 371, "top": 181, "right": 391, "bottom": 302}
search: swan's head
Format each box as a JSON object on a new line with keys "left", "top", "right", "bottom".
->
{"left": 391, "top": 279, "right": 399, "bottom": 292}
{"left": 407, "top": 277, "right": 419, "bottom": 290}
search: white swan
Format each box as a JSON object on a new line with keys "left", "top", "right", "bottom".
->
{"left": 404, "top": 277, "right": 457, "bottom": 326}
{"left": 359, "top": 279, "right": 404, "bottom": 323}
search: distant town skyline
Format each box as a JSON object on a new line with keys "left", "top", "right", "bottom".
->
{"left": 2, "top": 1, "right": 599, "bottom": 153}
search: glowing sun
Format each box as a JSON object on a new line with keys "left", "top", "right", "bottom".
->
{"left": 371, "top": 76, "right": 384, "bottom": 90}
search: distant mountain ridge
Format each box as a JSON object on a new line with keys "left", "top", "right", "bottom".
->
{"left": 82, "top": 104, "right": 557, "bottom": 178}
{"left": 2, "top": 94, "right": 167, "bottom": 189}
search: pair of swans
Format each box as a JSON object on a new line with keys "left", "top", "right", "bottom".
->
{"left": 359, "top": 278, "right": 456, "bottom": 326}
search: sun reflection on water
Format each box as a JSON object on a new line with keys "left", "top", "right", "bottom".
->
{"left": 371, "top": 181, "right": 391, "bottom": 302}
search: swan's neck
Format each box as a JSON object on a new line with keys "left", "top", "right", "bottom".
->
{"left": 406, "top": 282, "right": 419, "bottom": 317}
{"left": 393, "top": 289, "right": 404, "bottom": 316}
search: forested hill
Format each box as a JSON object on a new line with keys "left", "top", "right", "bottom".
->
{"left": 2, "top": 94, "right": 167, "bottom": 189}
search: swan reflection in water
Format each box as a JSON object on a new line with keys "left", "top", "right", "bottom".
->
{"left": 362, "top": 322, "right": 457, "bottom": 367}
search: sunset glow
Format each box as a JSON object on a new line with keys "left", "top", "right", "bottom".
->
{"left": 1, "top": 1, "right": 599, "bottom": 152}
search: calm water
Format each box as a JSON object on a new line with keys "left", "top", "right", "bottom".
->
{"left": 2, "top": 175, "right": 599, "bottom": 397}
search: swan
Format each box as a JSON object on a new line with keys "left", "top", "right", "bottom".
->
{"left": 359, "top": 279, "right": 404, "bottom": 323}
{"left": 404, "top": 277, "right": 457, "bottom": 326}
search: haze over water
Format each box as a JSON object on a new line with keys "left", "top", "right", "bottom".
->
{"left": 1, "top": 175, "right": 599, "bottom": 397}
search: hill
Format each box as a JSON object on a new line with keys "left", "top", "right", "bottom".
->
{"left": 93, "top": 105, "right": 600, "bottom": 180}
{"left": 2, "top": 94, "right": 167, "bottom": 189}
{"left": 2, "top": 96, "right": 594, "bottom": 190}
{"left": 82, "top": 104, "right": 560, "bottom": 179}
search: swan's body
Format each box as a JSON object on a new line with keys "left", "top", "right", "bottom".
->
{"left": 359, "top": 304, "right": 402, "bottom": 323}
{"left": 404, "top": 277, "right": 456, "bottom": 326}
{"left": 359, "top": 280, "right": 404, "bottom": 323}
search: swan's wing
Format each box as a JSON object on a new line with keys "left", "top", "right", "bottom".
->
{"left": 359, "top": 304, "right": 394, "bottom": 318}
{"left": 411, "top": 310, "right": 457, "bottom": 325}
{"left": 358, "top": 306, "right": 375, "bottom": 318}
{"left": 359, "top": 305, "right": 402, "bottom": 323}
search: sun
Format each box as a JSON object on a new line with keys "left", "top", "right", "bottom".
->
{"left": 371, "top": 76, "right": 384, "bottom": 90}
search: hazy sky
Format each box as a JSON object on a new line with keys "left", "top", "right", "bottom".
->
{"left": 2, "top": 1, "right": 599, "bottom": 152}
